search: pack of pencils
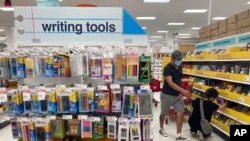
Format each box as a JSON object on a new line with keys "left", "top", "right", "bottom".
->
{"left": 127, "top": 53, "right": 139, "bottom": 82}
{"left": 94, "top": 85, "right": 111, "bottom": 113}
{"left": 46, "top": 88, "right": 57, "bottom": 113}
{"left": 78, "top": 87, "right": 95, "bottom": 113}
{"left": 9, "top": 55, "right": 27, "bottom": 79}
{"left": 57, "top": 88, "right": 78, "bottom": 113}
{"left": 118, "top": 118, "right": 129, "bottom": 141}
{"left": 35, "top": 119, "right": 53, "bottom": 141}
{"left": 20, "top": 121, "right": 36, "bottom": 141}
{"left": 24, "top": 56, "right": 36, "bottom": 78}
{"left": 53, "top": 52, "right": 71, "bottom": 77}
{"left": 11, "top": 119, "right": 22, "bottom": 139}
{"left": 129, "top": 118, "right": 141, "bottom": 141}
{"left": 139, "top": 55, "right": 151, "bottom": 83}
{"left": 0, "top": 56, "right": 11, "bottom": 79}
{"left": 80, "top": 117, "right": 93, "bottom": 138}
{"left": 114, "top": 54, "right": 127, "bottom": 82}
{"left": 51, "top": 118, "right": 65, "bottom": 138}
{"left": 107, "top": 116, "right": 117, "bottom": 140}
{"left": 110, "top": 84, "right": 122, "bottom": 113}
{"left": 69, "top": 51, "right": 89, "bottom": 76}
{"left": 142, "top": 119, "right": 154, "bottom": 141}
{"left": 136, "top": 86, "right": 153, "bottom": 118}
{"left": 3, "top": 89, "right": 23, "bottom": 114}
{"left": 92, "top": 116, "right": 104, "bottom": 139}
{"left": 89, "top": 56, "right": 102, "bottom": 78}
{"left": 121, "top": 86, "right": 136, "bottom": 118}
{"left": 66, "top": 119, "right": 81, "bottom": 136}
{"left": 32, "top": 86, "right": 47, "bottom": 114}
{"left": 20, "top": 86, "right": 33, "bottom": 114}
{"left": 37, "top": 55, "right": 54, "bottom": 78}
{"left": 102, "top": 57, "right": 113, "bottom": 82}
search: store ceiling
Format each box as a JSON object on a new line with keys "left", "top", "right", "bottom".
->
{"left": 0, "top": 0, "right": 249, "bottom": 44}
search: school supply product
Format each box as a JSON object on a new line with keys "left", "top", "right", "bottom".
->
{"left": 92, "top": 116, "right": 104, "bottom": 139}
{"left": 32, "top": 86, "right": 47, "bottom": 114}
{"left": 80, "top": 117, "right": 92, "bottom": 138}
{"left": 142, "top": 119, "right": 153, "bottom": 141}
{"left": 200, "top": 100, "right": 213, "bottom": 136}
{"left": 0, "top": 57, "right": 11, "bottom": 79}
{"left": 46, "top": 88, "right": 57, "bottom": 113}
{"left": 78, "top": 87, "right": 95, "bottom": 112}
{"left": 53, "top": 52, "right": 71, "bottom": 77}
{"left": 129, "top": 118, "right": 141, "bottom": 141}
{"left": 115, "top": 54, "right": 125, "bottom": 81}
{"left": 11, "top": 119, "right": 22, "bottom": 139}
{"left": 136, "top": 86, "right": 153, "bottom": 118}
{"left": 20, "top": 86, "right": 33, "bottom": 114}
{"left": 3, "top": 89, "right": 23, "bottom": 114}
{"left": 9, "top": 55, "right": 26, "bottom": 79}
{"left": 20, "top": 121, "right": 36, "bottom": 141}
{"left": 118, "top": 118, "right": 129, "bottom": 141}
{"left": 121, "top": 86, "right": 136, "bottom": 118}
{"left": 37, "top": 55, "right": 54, "bottom": 78}
{"left": 51, "top": 118, "right": 65, "bottom": 138}
{"left": 69, "top": 51, "right": 89, "bottom": 76}
{"left": 35, "top": 120, "right": 52, "bottom": 141}
{"left": 107, "top": 116, "right": 117, "bottom": 140}
{"left": 89, "top": 56, "right": 102, "bottom": 78}
{"left": 139, "top": 55, "right": 151, "bottom": 83}
{"left": 102, "top": 57, "right": 113, "bottom": 82}
{"left": 66, "top": 119, "right": 81, "bottom": 136}
{"left": 24, "top": 56, "right": 36, "bottom": 78}
{"left": 94, "top": 85, "right": 111, "bottom": 113}
{"left": 110, "top": 84, "right": 122, "bottom": 113}
{"left": 57, "top": 88, "right": 78, "bottom": 113}
{"left": 127, "top": 53, "right": 139, "bottom": 82}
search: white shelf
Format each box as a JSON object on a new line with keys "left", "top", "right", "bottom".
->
{"left": 211, "top": 123, "right": 229, "bottom": 136}
{"left": 217, "top": 110, "right": 247, "bottom": 125}
{"left": 183, "top": 72, "right": 250, "bottom": 85}
{"left": 183, "top": 58, "right": 250, "bottom": 62}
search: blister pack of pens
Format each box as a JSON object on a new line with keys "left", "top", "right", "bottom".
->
{"left": 32, "top": 86, "right": 47, "bottom": 114}
{"left": 24, "top": 55, "right": 36, "bottom": 78}
{"left": 139, "top": 55, "right": 151, "bottom": 83}
{"left": 3, "top": 89, "right": 23, "bottom": 114}
{"left": 9, "top": 55, "right": 26, "bottom": 79}
{"left": 37, "top": 55, "right": 54, "bottom": 78}
{"left": 110, "top": 84, "right": 122, "bottom": 113}
{"left": 102, "top": 57, "right": 113, "bottom": 82}
{"left": 57, "top": 88, "right": 78, "bottom": 113}
{"left": 51, "top": 118, "right": 65, "bottom": 139}
{"left": 92, "top": 116, "right": 104, "bottom": 139}
{"left": 129, "top": 118, "right": 141, "bottom": 141}
{"left": 107, "top": 116, "right": 117, "bottom": 140}
{"left": 66, "top": 119, "right": 81, "bottom": 136}
{"left": 0, "top": 56, "right": 11, "bottom": 79}
{"left": 35, "top": 119, "right": 53, "bottom": 141}
{"left": 94, "top": 85, "right": 111, "bottom": 113}
{"left": 53, "top": 52, "right": 71, "bottom": 77}
{"left": 127, "top": 53, "right": 139, "bottom": 82}
{"left": 78, "top": 86, "right": 95, "bottom": 113}
{"left": 20, "top": 120, "right": 36, "bottom": 141}
{"left": 114, "top": 54, "right": 127, "bottom": 82}
{"left": 79, "top": 116, "right": 93, "bottom": 138}
{"left": 11, "top": 119, "right": 22, "bottom": 139}
{"left": 142, "top": 119, "right": 154, "bottom": 141}
{"left": 46, "top": 88, "right": 57, "bottom": 113}
{"left": 20, "top": 86, "right": 33, "bottom": 114}
{"left": 89, "top": 56, "right": 102, "bottom": 78}
{"left": 136, "top": 85, "right": 153, "bottom": 118}
{"left": 118, "top": 118, "right": 129, "bottom": 141}
{"left": 70, "top": 50, "right": 89, "bottom": 76}
{"left": 121, "top": 86, "right": 136, "bottom": 118}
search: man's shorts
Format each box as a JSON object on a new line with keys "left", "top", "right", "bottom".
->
{"left": 160, "top": 92, "right": 185, "bottom": 115}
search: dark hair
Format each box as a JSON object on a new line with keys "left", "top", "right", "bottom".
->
{"left": 204, "top": 88, "right": 219, "bottom": 98}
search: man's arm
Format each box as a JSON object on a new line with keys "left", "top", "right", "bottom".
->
{"left": 165, "top": 76, "right": 191, "bottom": 98}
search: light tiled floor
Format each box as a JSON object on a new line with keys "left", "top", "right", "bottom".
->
{"left": 0, "top": 92, "right": 225, "bottom": 141}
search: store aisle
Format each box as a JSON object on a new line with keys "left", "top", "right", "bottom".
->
{"left": 152, "top": 92, "right": 225, "bottom": 141}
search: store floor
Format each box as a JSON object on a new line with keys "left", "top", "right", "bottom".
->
{"left": 0, "top": 92, "right": 225, "bottom": 141}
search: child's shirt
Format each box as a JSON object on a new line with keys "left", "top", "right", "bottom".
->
{"left": 189, "top": 98, "right": 219, "bottom": 123}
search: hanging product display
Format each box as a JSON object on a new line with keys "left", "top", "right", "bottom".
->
{"left": 92, "top": 116, "right": 104, "bottom": 139}
{"left": 110, "top": 84, "right": 122, "bottom": 113}
{"left": 78, "top": 87, "right": 95, "bottom": 113}
{"left": 89, "top": 56, "right": 102, "bottom": 78}
{"left": 9, "top": 55, "right": 26, "bottom": 79}
{"left": 35, "top": 120, "right": 53, "bottom": 141}
{"left": 37, "top": 55, "right": 54, "bottom": 78}
{"left": 129, "top": 118, "right": 141, "bottom": 141}
{"left": 69, "top": 51, "right": 89, "bottom": 76}
{"left": 20, "top": 86, "right": 33, "bottom": 114}
{"left": 118, "top": 118, "right": 129, "bottom": 141}
{"left": 142, "top": 119, "right": 154, "bottom": 141}
{"left": 46, "top": 88, "right": 57, "bottom": 113}
{"left": 57, "top": 88, "right": 78, "bottom": 113}
{"left": 139, "top": 55, "right": 151, "bottom": 83}
{"left": 66, "top": 119, "right": 81, "bottom": 136}
{"left": 11, "top": 119, "right": 22, "bottom": 139}
{"left": 0, "top": 56, "right": 11, "bottom": 79}
{"left": 94, "top": 85, "right": 111, "bottom": 113}
{"left": 32, "top": 86, "right": 47, "bottom": 114}
{"left": 127, "top": 53, "right": 139, "bottom": 82}
{"left": 51, "top": 118, "right": 65, "bottom": 139}
{"left": 53, "top": 52, "right": 71, "bottom": 77}
{"left": 136, "top": 86, "right": 153, "bottom": 118}
{"left": 121, "top": 86, "right": 136, "bottom": 118}
{"left": 107, "top": 116, "right": 117, "bottom": 140}
{"left": 20, "top": 121, "right": 36, "bottom": 141}
{"left": 102, "top": 57, "right": 113, "bottom": 82}
{"left": 3, "top": 89, "right": 23, "bottom": 114}
{"left": 80, "top": 117, "right": 93, "bottom": 138}
{"left": 24, "top": 56, "right": 36, "bottom": 78}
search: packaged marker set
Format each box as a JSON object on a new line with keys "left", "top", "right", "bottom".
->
{"left": 92, "top": 116, "right": 104, "bottom": 139}
{"left": 118, "top": 118, "right": 129, "bottom": 141}
{"left": 9, "top": 55, "right": 27, "bottom": 79}
{"left": 53, "top": 52, "right": 71, "bottom": 77}
{"left": 37, "top": 54, "right": 54, "bottom": 78}
{"left": 46, "top": 88, "right": 57, "bottom": 113}
{"left": 24, "top": 55, "right": 36, "bottom": 79}
{"left": 136, "top": 85, "right": 153, "bottom": 118}
{"left": 110, "top": 84, "right": 122, "bottom": 113}
{"left": 94, "top": 85, "right": 111, "bottom": 113}
{"left": 102, "top": 55, "right": 113, "bottom": 82}
{"left": 20, "top": 120, "right": 36, "bottom": 141}
{"left": 127, "top": 53, "right": 139, "bottom": 82}
{"left": 121, "top": 86, "right": 136, "bottom": 118}
{"left": 107, "top": 116, "right": 118, "bottom": 140}
{"left": 20, "top": 86, "right": 33, "bottom": 114}
{"left": 3, "top": 89, "right": 23, "bottom": 114}
{"left": 89, "top": 55, "right": 103, "bottom": 78}
{"left": 11, "top": 119, "right": 22, "bottom": 139}
{"left": 35, "top": 119, "right": 53, "bottom": 141}
{"left": 0, "top": 56, "right": 11, "bottom": 79}
{"left": 129, "top": 118, "right": 141, "bottom": 141}
{"left": 32, "top": 86, "right": 47, "bottom": 114}
{"left": 114, "top": 54, "right": 127, "bottom": 82}
{"left": 78, "top": 86, "right": 95, "bottom": 113}
{"left": 57, "top": 87, "right": 78, "bottom": 113}
{"left": 142, "top": 119, "right": 154, "bottom": 141}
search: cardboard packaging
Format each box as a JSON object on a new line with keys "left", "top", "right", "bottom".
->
{"left": 227, "top": 30, "right": 237, "bottom": 36}
{"left": 211, "top": 29, "right": 219, "bottom": 36}
{"left": 228, "top": 15, "right": 237, "bottom": 24}
{"left": 237, "top": 9, "right": 250, "bottom": 21}
{"left": 211, "top": 22, "right": 219, "bottom": 30}
{"left": 204, "top": 25, "right": 211, "bottom": 31}
{"left": 237, "top": 26, "right": 250, "bottom": 34}
{"left": 219, "top": 19, "right": 227, "bottom": 27}
{"left": 219, "top": 33, "right": 227, "bottom": 38}
{"left": 227, "top": 23, "right": 237, "bottom": 31}
{"left": 199, "top": 27, "right": 205, "bottom": 34}
{"left": 205, "top": 37, "right": 210, "bottom": 41}
{"left": 199, "top": 33, "right": 205, "bottom": 38}
{"left": 237, "top": 18, "right": 250, "bottom": 28}
{"left": 211, "top": 35, "right": 219, "bottom": 40}
{"left": 219, "top": 26, "right": 227, "bottom": 34}
{"left": 204, "top": 31, "right": 211, "bottom": 38}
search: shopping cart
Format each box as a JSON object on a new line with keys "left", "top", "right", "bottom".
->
{"left": 149, "top": 78, "right": 161, "bottom": 106}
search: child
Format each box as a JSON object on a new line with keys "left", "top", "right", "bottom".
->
{"left": 188, "top": 88, "right": 228, "bottom": 141}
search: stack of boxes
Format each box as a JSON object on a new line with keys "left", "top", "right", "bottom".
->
{"left": 199, "top": 9, "right": 250, "bottom": 43}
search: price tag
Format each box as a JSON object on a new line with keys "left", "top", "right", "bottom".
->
{"left": 245, "top": 76, "right": 250, "bottom": 82}
{"left": 38, "top": 91, "right": 45, "bottom": 100}
{"left": 110, "top": 84, "right": 120, "bottom": 89}
{"left": 23, "top": 90, "right": 31, "bottom": 101}
{"left": 92, "top": 117, "right": 101, "bottom": 122}
{"left": 107, "top": 116, "right": 117, "bottom": 121}
{"left": 46, "top": 115, "right": 56, "bottom": 120}
{"left": 127, "top": 47, "right": 139, "bottom": 53}
{"left": 124, "top": 86, "right": 134, "bottom": 91}
{"left": 239, "top": 97, "right": 244, "bottom": 103}
{"left": 98, "top": 85, "right": 108, "bottom": 90}
{"left": 74, "top": 84, "right": 87, "bottom": 89}
{"left": 62, "top": 115, "right": 72, "bottom": 120}
{"left": 0, "top": 87, "right": 7, "bottom": 102}
{"left": 78, "top": 115, "right": 88, "bottom": 120}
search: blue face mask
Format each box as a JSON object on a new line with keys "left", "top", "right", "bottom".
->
{"left": 175, "top": 60, "right": 182, "bottom": 66}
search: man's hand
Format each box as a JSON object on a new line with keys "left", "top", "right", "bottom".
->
{"left": 182, "top": 90, "right": 191, "bottom": 100}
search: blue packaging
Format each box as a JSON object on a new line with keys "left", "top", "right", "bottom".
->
{"left": 9, "top": 56, "right": 27, "bottom": 79}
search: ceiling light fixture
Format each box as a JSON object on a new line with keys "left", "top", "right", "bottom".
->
{"left": 178, "top": 34, "right": 191, "bottom": 36}
{"left": 148, "top": 40, "right": 156, "bottom": 42}
{"left": 247, "top": 1, "right": 250, "bottom": 4}
{"left": 212, "top": 17, "right": 227, "bottom": 20}
{"left": 191, "top": 27, "right": 201, "bottom": 30}
{"left": 0, "top": 7, "right": 14, "bottom": 11}
{"left": 59, "top": 0, "right": 63, "bottom": 1}
{"left": 0, "top": 29, "right": 5, "bottom": 32}
{"left": 136, "top": 17, "right": 156, "bottom": 20}
{"left": 167, "top": 23, "right": 185, "bottom": 25}
{"left": 157, "top": 30, "right": 168, "bottom": 33}
{"left": 150, "top": 36, "right": 163, "bottom": 38}
{"left": 184, "top": 9, "right": 208, "bottom": 13}
{"left": 142, "top": 27, "right": 147, "bottom": 29}
{"left": 144, "top": 0, "right": 170, "bottom": 3}
{"left": 0, "top": 37, "right": 7, "bottom": 40}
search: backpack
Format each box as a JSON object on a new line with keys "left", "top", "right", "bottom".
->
{"left": 200, "top": 100, "right": 213, "bottom": 135}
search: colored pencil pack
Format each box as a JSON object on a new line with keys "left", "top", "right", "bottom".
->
{"left": 37, "top": 55, "right": 54, "bottom": 78}
{"left": 46, "top": 88, "right": 57, "bottom": 113}
{"left": 107, "top": 116, "right": 117, "bottom": 140}
{"left": 114, "top": 54, "right": 127, "bottom": 82}
{"left": 9, "top": 55, "right": 27, "bottom": 79}
{"left": 129, "top": 118, "right": 141, "bottom": 141}
{"left": 126, "top": 53, "right": 139, "bottom": 82}
{"left": 3, "top": 89, "right": 23, "bottom": 114}
{"left": 78, "top": 86, "right": 95, "bottom": 113}
{"left": 121, "top": 86, "right": 136, "bottom": 118}
{"left": 20, "top": 121, "right": 36, "bottom": 141}
{"left": 118, "top": 118, "right": 129, "bottom": 141}
{"left": 139, "top": 56, "right": 151, "bottom": 83}
{"left": 110, "top": 84, "right": 122, "bottom": 113}
{"left": 94, "top": 85, "right": 111, "bottom": 113}
{"left": 35, "top": 119, "right": 53, "bottom": 141}
{"left": 89, "top": 56, "right": 102, "bottom": 78}
{"left": 57, "top": 88, "right": 78, "bottom": 113}
{"left": 142, "top": 119, "right": 154, "bottom": 141}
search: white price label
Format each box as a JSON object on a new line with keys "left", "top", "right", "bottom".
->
{"left": 239, "top": 97, "right": 244, "bottom": 103}
{"left": 38, "top": 91, "right": 45, "bottom": 100}
{"left": 98, "top": 85, "right": 108, "bottom": 90}
{"left": 92, "top": 117, "right": 101, "bottom": 122}
{"left": 107, "top": 116, "right": 117, "bottom": 121}
{"left": 46, "top": 115, "right": 56, "bottom": 120}
{"left": 0, "top": 95, "right": 7, "bottom": 102}
{"left": 110, "top": 84, "right": 120, "bottom": 89}
{"left": 245, "top": 76, "right": 250, "bottom": 82}
{"left": 78, "top": 115, "right": 88, "bottom": 120}
{"left": 128, "top": 47, "right": 139, "bottom": 53}
{"left": 62, "top": 115, "right": 72, "bottom": 120}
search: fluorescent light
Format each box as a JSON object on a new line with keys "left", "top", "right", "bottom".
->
{"left": 156, "top": 43, "right": 165, "bottom": 46}
{"left": 0, "top": 37, "right": 6, "bottom": 40}
{"left": 144, "top": 0, "right": 170, "bottom": 3}
{"left": 178, "top": 37, "right": 190, "bottom": 39}
{"left": 157, "top": 30, "right": 168, "bottom": 33}
{"left": 179, "top": 34, "right": 191, "bottom": 36}
{"left": 142, "top": 27, "right": 147, "bottom": 29}
{"left": 167, "top": 23, "right": 185, "bottom": 25}
{"left": 191, "top": 27, "right": 201, "bottom": 30}
{"left": 212, "top": 17, "right": 227, "bottom": 20}
{"left": 247, "top": 1, "right": 250, "bottom": 4}
{"left": 0, "top": 7, "right": 14, "bottom": 11}
{"left": 148, "top": 40, "right": 156, "bottom": 42}
{"left": 0, "top": 29, "right": 4, "bottom": 32}
{"left": 137, "top": 17, "right": 156, "bottom": 20}
{"left": 184, "top": 9, "right": 207, "bottom": 13}
{"left": 150, "top": 36, "right": 163, "bottom": 38}
{"left": 59, "top": 0, "right": 63, "bottom": 1}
